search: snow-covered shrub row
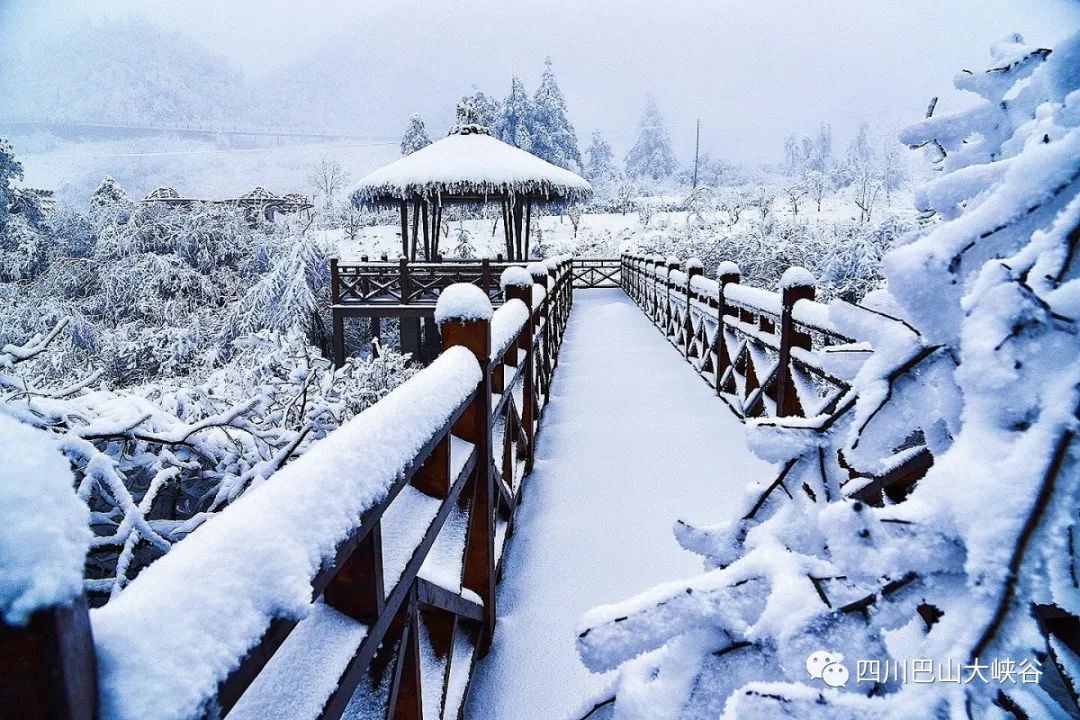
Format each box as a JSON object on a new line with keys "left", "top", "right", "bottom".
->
{"left": 575, "top": 33, "right": 1080, "bottom": 719}
{"left": 632, "top": 212, "right": 914, "bottom": 303}
{"left": 0, "top": 168, "right": 418, "bottom": 603}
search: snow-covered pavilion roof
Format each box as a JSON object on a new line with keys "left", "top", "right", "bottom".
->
{"left": 351, "top": 124, "right": 592, "bottom": 206}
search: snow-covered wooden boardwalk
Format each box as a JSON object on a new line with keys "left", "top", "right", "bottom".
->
{"left": 465, "top": 288, "right": 774, "bottom": 720}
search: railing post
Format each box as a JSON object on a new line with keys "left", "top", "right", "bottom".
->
{"left": 331, "top": 258, "right": 346, "bottom": 367}
{"left": 504, "top": 269, "right": 536, "bottom": 473}
{"left": 399, "top": 257, "right": 421, "bottom": 358}
{"left": 776, "top": 267, "right": 815, "bottom": 417}
{"left": 664, "top": 257, "right": 679, "bottom": 339}
{"left": 1, "top": 599, "right": 97, "bottom": 720}
{"left": 530, "top": 265, "right": 552, "bottom": 399}
{"left": 436, "top": 286, "right": 496, "bottom": 654}
{"left": 716, "top": 262, "right": 741, "bottom": 396}
{"left": 684, "top": 258, "right": 703, "bottom": 358}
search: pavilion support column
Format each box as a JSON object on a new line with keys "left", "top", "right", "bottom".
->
{"left": 399, "top": 201, "right": 409, "bottom": 259}
{"left": 411, "top": 199, "right": 421, "bottom": 260}
{"left": 523, "top": 199, "right": 533, "bottom": 260}
{"left": 421, "top": 200, "right": 431, "bottom": 261}
{"left": 501, "top": 199, "right": 512, "bottom": 260}
{"left": 429, "top": 201, "right": 442, "bottom": 260}
{"left": 518, "top": 198, "right": 526, "bottom": 260}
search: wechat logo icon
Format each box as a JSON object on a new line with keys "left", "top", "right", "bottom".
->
{"left": 806, "top": 650, "right": 849, "bottom": 688}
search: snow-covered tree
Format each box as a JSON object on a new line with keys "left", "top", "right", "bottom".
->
{"left": 576, "top": 32, "right": 1080, "bottom": 720}
{"left": 400, "top": 113, "right": 432, "bottom": 155}
{"left": 457, "top": 86, "right": 500, "bottom": 129}
{"left": 496, "top": 76, "right": 535, "bottom": 152}
{"left": 803, "top": 169, "right": 833, "bottom": 212}
{"left": 450, "top": 222, "right": 477, "bottom": 259}
{"left": 625, "top": 96, "right": 679, "bottom": 181}
{"left": 585, "top": 131, "right": 616, "bottom": 179}
{"left": 530, "top": 58, "right": 582, "bottom": 171}
{"left": 307, "top": 159, "right": 351, "bottom": 214}
{"left": 0, "top": 138, "right": 24, "bottom": 233}
{"left": 89, "top": 176, "right": 129, "bottom": 212}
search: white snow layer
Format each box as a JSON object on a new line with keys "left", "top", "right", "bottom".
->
{"left": 350, "top": 131, "right": 591, "bottom": 204}
{"left": 0, "top": 413, "right": 89, "bottom": 626}
{"left": 434, "top": 283, "right": 494, "bottom": 325}
{"left": 464, "top": 290, "right": 773, "bottom": 719}
{"left": 490, "top": 299, "right": 530, "bottom": 361}
{"left": 90, "top": 347, "right": 481, "bottom": 720}
{"left": 779, "top": 266, "right": 815, "bottom": 289}
{"left": 499, "top": 266, "right": 533, "bottom": 290}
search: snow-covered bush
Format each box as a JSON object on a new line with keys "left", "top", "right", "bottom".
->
{"left": 575, "top": 33, "right": 1079, "bottom": 720}
{"left": 0, "top": 164, "right": 420, "bottom": 603}
{"left": 1, "top": 324, "right": 416, "bottom": 603}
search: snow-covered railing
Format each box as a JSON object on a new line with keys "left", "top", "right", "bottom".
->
{"left": 3, "top": 263, "right": 575, "bottom": 720}
{"left": 621, "top": 251, "right": 933, "bottom": 506}
{"left": 330, "top": 255, "right": 574, "bottom": 366}
{"left": 569, "top": 257, "right": 621, "bottom": 288}
{"left": 622, "top": 253, "right": 857, "bottom": 419}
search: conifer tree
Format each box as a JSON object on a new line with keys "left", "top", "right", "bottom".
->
{"left": 496, "top": 76, "right": 535, "bottom": 152}
{"left": 584, "top": 130, "right": 618, "bottom": 185}
{"left": 400, "top": 113, "right": 432, "bottom": 155}
{"left": 530, "top": 58, "right": 582, "bottom": 170}
{"left": 624, "top": 96, "right": 679, "bottom": 180}
{"left": 457, "top": 87, "right": 500, "bottom": 129}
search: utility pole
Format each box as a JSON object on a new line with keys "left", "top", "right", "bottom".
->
{"left": 692, "top": 118, "right": 701, "bottom": 188}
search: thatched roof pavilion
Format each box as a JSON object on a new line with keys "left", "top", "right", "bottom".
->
{"left": 350, "top": 124, "right": 591, "bottom": 261}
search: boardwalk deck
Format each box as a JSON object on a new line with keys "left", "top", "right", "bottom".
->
{"left": 464, "top": 289, "right": 774, "bottom": 719}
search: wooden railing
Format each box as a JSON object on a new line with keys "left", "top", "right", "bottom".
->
{"left": 621, "top": 253, "right": 855, "bottom": 419}
{"left": 621, "top": 252, "right": 932, "bottom": 504}
{"left": 332, "top": 257, "right": 522, "bottom": 308}
{"left": 4, "top": 262, "right": 574, "bottom": 720}
{"left": 570, "top": 258, "right": 620, "bottom": 289}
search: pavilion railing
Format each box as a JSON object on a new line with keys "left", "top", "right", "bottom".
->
{"left": 4, "top": 264, "right": 574, "bottom": 720}
{"left": 621, "top": 252, "right": 934, "bottom": 505}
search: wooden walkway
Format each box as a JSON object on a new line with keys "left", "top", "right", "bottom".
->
{"left": 464, "top": 289, "right": 774, "bottom": 719}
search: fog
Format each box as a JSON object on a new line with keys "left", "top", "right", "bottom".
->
{"left": 2, "top": 0, "right": 1079, "bottom": 163}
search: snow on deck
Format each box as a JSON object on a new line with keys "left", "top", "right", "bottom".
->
{"left": 464, "top": 289, "right": 774, "bottom": 719}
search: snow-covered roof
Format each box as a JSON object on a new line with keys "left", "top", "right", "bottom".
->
{"left": 351, "top": 124, "right": 592, "bottom": 206}
{"left": 239, "top": 186, "right": 281, "bottom": 202}
{"left": 143, "top": 187, "right": 189, "bottom": 202}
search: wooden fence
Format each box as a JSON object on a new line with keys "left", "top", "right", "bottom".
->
{"left": 621, "top": 253, "right": 933, "bottom": 504}
{"left": 331, "top": 256, "right": 613, "bottom": 365}
{"left": 4, "top": 261, "right": 574, "bottom": 720}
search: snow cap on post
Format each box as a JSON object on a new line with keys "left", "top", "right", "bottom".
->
{"left": 435, "top": 283, "right": 494, "bottom": 326}
{"left": 665, "top": 255, "right": 681, "bottom": 270}
{"left": 780, "top": 266, "right": 815, "bottom": 289}
{"left": 0, "top": 414, "right": 90, "bottom": 626}
{"left": 717, "top": 261, "right": 741, "bottom": 278}
{"left": 500, "top": 266, "right": 533, "bottom": 290}
{"left": 526, "top": 261, "right": 550, "bottom": 284}
{"left": 686, "top": 257, "right": 704, "bottom": 278}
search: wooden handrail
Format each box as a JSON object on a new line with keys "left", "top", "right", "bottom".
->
{"left": 2, "top": 259, "right": 575, "bottom": 720}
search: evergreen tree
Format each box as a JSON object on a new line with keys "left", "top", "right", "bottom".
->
{"left": 530, "top": 58, "right": 582, "bottom": 170}
{"left": 456, "top": 87, "right": 500, "bottom": 129}
{"left": 495, "top": 76, "right": 534, "bottom": 152}
{"left": 90, "top": 176, "right": 130, "bottom": 212}
{"left": 0, "top": 138, "right": 24, "bottom": 233}
{"left": 400, "top": 114, "right": 432, "bottom": 155}
{"left": 584, "top": 130, "right": 618, "bottom": 184}
{"left": 624, "top": 96, "right": 678, "bottom": 180}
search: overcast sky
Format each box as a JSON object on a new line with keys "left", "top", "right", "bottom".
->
{"left": 3, "top": 0, "right": 1079, "bottom": 163}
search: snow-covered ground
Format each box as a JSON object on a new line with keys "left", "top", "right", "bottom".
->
{"left": 464, "top": 289, "right": 774, "bottom": 719}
